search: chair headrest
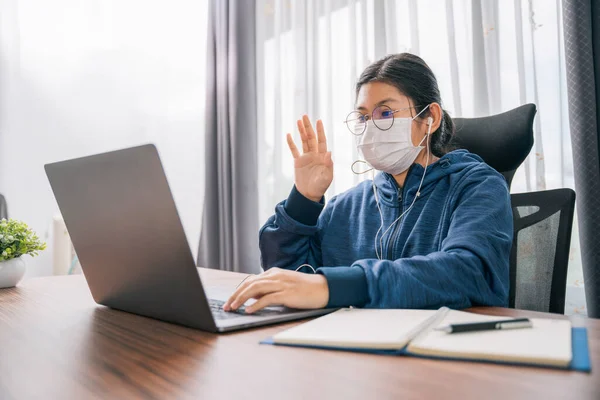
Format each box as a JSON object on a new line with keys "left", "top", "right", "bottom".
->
{"left": 453, "top": 104, "right": 536, "bottom": 173}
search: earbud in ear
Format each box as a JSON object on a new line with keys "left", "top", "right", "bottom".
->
{"left": 426, "top": 116, "right": 433, "bottom": 136}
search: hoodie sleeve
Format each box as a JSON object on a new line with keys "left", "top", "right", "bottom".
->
{"left": 317, "top": 168, "right": 512, "bottom": 309}
{"left": 259, "top": 186, "right": 332, "bottom": 272}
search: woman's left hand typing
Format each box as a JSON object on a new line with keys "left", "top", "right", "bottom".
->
{"left": 223, "top": 268, "right": 329, "bottom": 314}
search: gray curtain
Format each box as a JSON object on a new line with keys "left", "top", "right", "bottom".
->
{"left": 197, "top": 0, "right": 260, "bottom": 273}
{"left": 563, "top": 0, "right": 600, "bottom": 318}
{"left": 0, "top": 194, "right": 7, "bottom": 220}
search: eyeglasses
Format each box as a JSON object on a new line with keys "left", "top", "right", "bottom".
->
{"left": 344, "top": 105, "right": 423, "bottom": 136}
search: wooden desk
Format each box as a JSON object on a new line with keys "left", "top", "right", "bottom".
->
{"left": 0, "top": 268, "right": 598, "bottom": 400}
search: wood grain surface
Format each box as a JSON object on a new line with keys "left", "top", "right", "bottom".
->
{"left": 0, "top": 268, "right": 598, "bottom": 400}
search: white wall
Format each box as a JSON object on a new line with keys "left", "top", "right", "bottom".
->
{"left": 0, "top": 0, "right": 208, "bottom": 277}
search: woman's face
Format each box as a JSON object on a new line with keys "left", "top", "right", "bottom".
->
{"left": 355, "top": 81, "right": 439, "bottom": 147}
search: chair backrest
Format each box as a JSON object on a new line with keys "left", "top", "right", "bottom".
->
{"left": 0, "top": 194, "right": 7, "bottom": 220}
{"left": 453, "top": 104, "right": 536, "bottom": 188}
{"left": 510, "top": 188, "right": 576, "bottom": 314}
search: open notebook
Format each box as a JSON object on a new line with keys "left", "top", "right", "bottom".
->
{"left": 263, "top": 307, "right": 591, "bottom": 372}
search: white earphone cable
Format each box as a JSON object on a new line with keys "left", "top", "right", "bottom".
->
{"left": 295, "top": 264, "right": 316, "bottom": 273}
{"left": 373, "top": 170, "right": 385, "bottom": 260}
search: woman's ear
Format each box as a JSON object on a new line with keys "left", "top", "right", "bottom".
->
{"left": 429, "top": 102, "right": 443, "bottom": 134}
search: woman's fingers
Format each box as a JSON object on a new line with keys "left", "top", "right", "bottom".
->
{"left": 224, "top": 275, "right": 257, "bottom": 310}
{"left": 245, "top": 292, "right": 283, "bottom": 314}
{"left": 316, "top": 119, "right": 327, "bottom": 153}
{"left": 286, "top": 134, "right": 300, "bottom": 159}
{"left": 229, "top": 279, "right": 280, "bottom": 310}
{"left": 302, "top": 115, "right": 318, "bottom": 152}
{"left": 297, "top": 119, "right": 309, "bottom": 153}
{"left": 294, "top": 115, "right": 326, "bottom": 154}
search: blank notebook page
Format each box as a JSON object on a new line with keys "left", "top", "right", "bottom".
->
{"left": 408, "top": 310, "right": 573, "bottom": 367}
{"left": 272, "top": 308, "right": 439, "bottom": 350}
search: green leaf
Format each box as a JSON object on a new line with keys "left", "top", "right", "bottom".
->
{"left": 0, "top": 219, "right": 46, "bottom": 261}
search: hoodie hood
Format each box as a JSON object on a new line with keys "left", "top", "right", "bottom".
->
{"left": 372, "top": 149, "right": 486, "bottom": 208}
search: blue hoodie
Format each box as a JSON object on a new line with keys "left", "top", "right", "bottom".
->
{"left": 259, "top": 149, "right": 512, "bottom": 309}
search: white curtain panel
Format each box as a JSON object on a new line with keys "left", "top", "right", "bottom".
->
{"left": 256, "top": 0, "right": 586, "bottom": 315}
{"left": 0, "top": 0, "right": 209, "bottom": 277}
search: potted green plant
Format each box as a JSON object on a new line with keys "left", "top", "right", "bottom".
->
{"left": 0, "top": 219, "right": 46, "bottom": 288}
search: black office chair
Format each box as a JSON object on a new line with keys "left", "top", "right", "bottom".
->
{"left": 453, "top": 104, "right": 575, "bottom": 314}
{"left": 0, "top": 194, "right": 7, "bottom": 220}
{"left": 453, "top": 103, "right": 536, "bottom": 189}
{"left": 510, "top": 189, "right": 576, "bottom": 314}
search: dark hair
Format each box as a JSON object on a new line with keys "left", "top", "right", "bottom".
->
{"left": 355, "top": 53, "right": 456, "bottom": 157}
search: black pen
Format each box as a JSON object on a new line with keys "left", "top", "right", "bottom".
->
{"left": 434, "top": 318, "right": 533, "bottom": 334}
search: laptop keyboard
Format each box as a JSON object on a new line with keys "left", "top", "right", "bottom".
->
{"left": 208, "top": 299, "right": 284, "bottom": 320}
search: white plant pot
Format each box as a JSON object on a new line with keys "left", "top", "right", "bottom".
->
{"left": 0, "top": 257, "right": 26, "bottom": 288}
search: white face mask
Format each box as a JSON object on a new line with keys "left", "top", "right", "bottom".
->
{"left": 356, "top": 105, "right": 430, "bottom": 175}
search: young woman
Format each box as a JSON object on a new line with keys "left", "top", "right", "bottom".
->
{"left": 224, "top": 53, "right": 512, "bottom": 314}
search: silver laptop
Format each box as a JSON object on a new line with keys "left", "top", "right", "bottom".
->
{"left": 44, "top": 144, "right": 334, "bottom": 332}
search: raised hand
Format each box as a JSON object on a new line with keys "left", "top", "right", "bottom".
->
{"left": 286, "top": 115, "right": 333, "bottom": 202}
